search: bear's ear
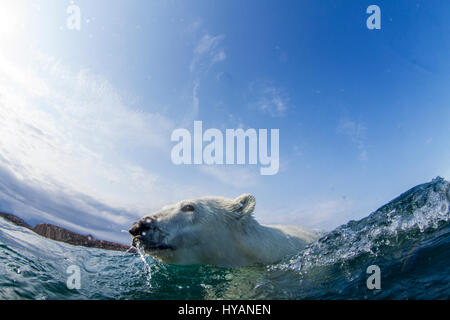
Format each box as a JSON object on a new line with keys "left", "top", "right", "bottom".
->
{"left": 233, "top": 194, "right": 256, "bottom": 218}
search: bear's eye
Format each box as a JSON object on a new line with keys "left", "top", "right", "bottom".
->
{"left": 181, "top": 204, "right": 195, "bottom": 212}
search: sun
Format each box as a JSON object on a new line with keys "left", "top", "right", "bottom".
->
{"left": 0, "top": 2, "right": 27, "bottom": 40}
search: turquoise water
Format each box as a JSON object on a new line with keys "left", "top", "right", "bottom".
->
{"left": 0, "top": 178, "right": 449, "bottom": 299}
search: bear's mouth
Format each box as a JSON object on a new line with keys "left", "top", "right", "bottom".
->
{"left": 132, "top": 236, "right": 175, "bottom": 251}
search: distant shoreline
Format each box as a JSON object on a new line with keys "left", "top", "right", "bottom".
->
{"left": 0, "top": 212, "right": 136, "bottom": 253}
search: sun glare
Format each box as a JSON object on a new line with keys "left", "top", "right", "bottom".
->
{"left": 0, "top": 2, "right": 28, "bottom": 41}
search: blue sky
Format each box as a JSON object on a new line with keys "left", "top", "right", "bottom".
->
{"left": 0, "top": 0, "right": 448, "bottom": 244}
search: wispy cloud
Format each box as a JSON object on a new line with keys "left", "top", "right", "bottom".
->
{"left": 199, "top": 166, "right": 259, "bottom": 189}
{"left": 249, "top": 81, "right": 289, "bottom": 117}
{"left": 0, "top": 51, "right": 202, "bottom": 242}
{"left": 191, "top": 80, "right": 200, "bottom": 117}
{"left": 186, "top": 19, "right": 203, "bottom": 34}
{"left": 337, "top": 118, "right": 368, "bottom": 161}
{"left": 0, "top": 164, "right": 135, "bottom": 243}
{"left": 305, "top": 198, "right": 355, "bottom": 228}
{"left": 190, "top": 33, "right": 226, "bottom": 73}
{"left": 184, "top": 32, "right": 227, "bottom": 120}
{"left": 259, "top": 197, "right": 355, "bottom": 231}
{"left": 0, "top": 52, "right": 176, "bottom": 205}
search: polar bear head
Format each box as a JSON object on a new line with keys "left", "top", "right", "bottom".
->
{"left": 129, "top": 194, "right": 256, "bottom": 265}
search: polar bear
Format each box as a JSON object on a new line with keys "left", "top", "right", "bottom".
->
{"left": 129, "top": 194, "right": 321, "bottom": 267}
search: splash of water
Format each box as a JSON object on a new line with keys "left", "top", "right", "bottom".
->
{"left": 135, "top": 245, "right": 153, "bottom": 286}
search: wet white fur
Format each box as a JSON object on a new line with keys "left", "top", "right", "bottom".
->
{"left": 138, "top": 194, "right": 321, "bottom": 267}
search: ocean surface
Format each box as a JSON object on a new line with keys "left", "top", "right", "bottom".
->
{"left": 0, "top": 177, "right": 449, "bottom": 300}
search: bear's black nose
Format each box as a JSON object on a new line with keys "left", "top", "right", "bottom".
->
{"left": 129, "top": 223, "right": 143, "bottom": 236}
{"left": 129, "top": 218, "right": 154, "bottom": 236}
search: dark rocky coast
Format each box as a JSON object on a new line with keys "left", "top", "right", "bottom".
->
{"left": 0, "top": 212, "right": 135, "bottom": 252}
